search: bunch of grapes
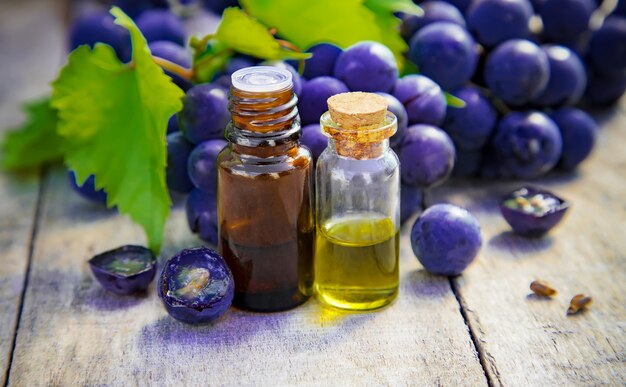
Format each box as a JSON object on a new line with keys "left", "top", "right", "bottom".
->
{"left": 66, "top": 0, "right": 626, "bottom": 243}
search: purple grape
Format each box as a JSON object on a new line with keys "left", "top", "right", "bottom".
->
{"left": 533, "top": 45, "right": 587, "bottom": 107}
{"left": 398, "top": 124, "right": 455, "bottom": 188}
{"left": 149, "top": 41, "right": 192, "bottom": 91}
{"left": 440, "top": 0, "right": 473, "bottom": 12}
{"left": 69, "top": 10, "right": 131, "bottom": 62}
{"left": 202, "top": 0, "right": 240, "bottom": 14}
{"left": 411, "top": 204, "right": 482, "bottom": 276}
{"left": 167, "top": 114, "right": 179, "bottom": 134}
{"left": 408, "top": 22, "right": 478, "bottom": 90}
{"left": 500, "top": 186, "right": 569, "bottom": 237}
{"left": 466, "top": 0, "right": 533, "bottom": 47}
{"left": 540, "top": 0, "right": 595, "bottom": 47}
{"left": 300, "top": 124, "right": 327, "bottom": 162}
{"left": 484, "top": 39, "right": 550, "bottom": 106}
{"left": 400, "top": 1, "right": 466, "bottom": 41}
{"left": 488, "top": 111, "right": 562, "bottom": 178}
{"left": 333, "top": 41, "right": 399, "bottom": 93}
{"left": 550, "top": 107, "right": 598, "bottom": 170}
{"left": 136, "top": 10, "right": 186, "bottom": 46}
{"left": 443, "top": 85, "right": 497, "bottom": 150}
{"left": 188, "top": 139, "right": 227, "bottom": 193}
{"left": 298, "top": 76, "right": 349, "bottom": 125}
{"left": 392, "top": 75, "right": 446, "bottom": 126}
{"left": 584, "top": 68, "right": 626, "bottom": 106}
{"left": 179, "top": 84, "right": 230, "bottom": 144}
{"left": 260, "top": 61, "right": 303, "bottom": 96}
{"left": 302, "top": 43, "right": 343, "bottom": 79}
{"left": 68, "top": 171, "right": 107, "bottom": 204}
{"left": 452, "top": 148, "right": 483, "bottom": 177}
{"left": 88, "top": 245, "right": 157, "bottom": 295}
{"left": 401, "top": 185, "right": 423, "bottom": 223}
{"left": 166, "top": 132, "right": 195, "bottom": 193}
{"left": 112, "top": 0, "right": 167, "bottom": 18}
{"left": 588, "top": 16, "right": 626, "bottom": 78}
{"left": 158, "top": 247, "right": 234, "bottom": 324}
{"left": 186, "top": 189, "right": 219, "bottom": 245}
{"left": 375, "top": 92, "right": 409, "bottom": 149}
{"left": 614, "top": 0, "right": 626, "bottom": 16}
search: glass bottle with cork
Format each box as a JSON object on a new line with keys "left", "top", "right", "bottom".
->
{"left": 217, "top": 66, "right": 314, "bottom": 312}
{"left": 315, "top": 92, "right": 400, "bottom": 311}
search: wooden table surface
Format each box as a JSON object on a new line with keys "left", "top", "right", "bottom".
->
{"left": 1, "top": 1, "right": 624, "bottom": 385}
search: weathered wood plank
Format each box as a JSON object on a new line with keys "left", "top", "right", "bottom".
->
{"left": 429, "top": 105, "right": 626, "bottom": 386}
{"left": 0, "top": 0, "right": 66, "bottom": 383}
{"left": 8, "top": 166, "right": 486, "bottom": 385}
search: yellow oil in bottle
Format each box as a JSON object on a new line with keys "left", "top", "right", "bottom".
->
{"left": 315, "top": 213, "right": 399, "bottom": 310}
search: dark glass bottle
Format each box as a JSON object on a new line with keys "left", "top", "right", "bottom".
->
{"left": 217, "top": 67, "right": 314, "bottom": 312}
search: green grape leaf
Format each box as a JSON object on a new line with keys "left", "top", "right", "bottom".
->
{"left": 241, "top": 0, "right": 417, "bottom": 67}
{"left": 216, "top": 8, "right": 310, "bottom": 60}
{"left": 51, "top": 7, "right": 184, "bottom": 252}
{"left": 1, "top": 98, "right": 63, "bottom": 171}
{"left": 445, "top": 92, "right": 466, "bottom": 108}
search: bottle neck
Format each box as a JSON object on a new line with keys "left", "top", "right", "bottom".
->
{"left": 327, "top": 138, "right": 390, "bottom": 159}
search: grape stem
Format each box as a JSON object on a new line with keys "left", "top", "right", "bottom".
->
{"left": 276, "top": 39, "right": 306, "bottom": 74}
{"left": 152, "top": 56, "right": 194, "bottom": 81}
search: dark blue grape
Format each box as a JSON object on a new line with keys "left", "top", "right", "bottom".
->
{"left": 89, "top": 245, "right": 156, "bottom": 295}
{"left": 398, "top": 124, "right": 455, "bottom": 188}
{"left": 401, "top": 185, "right": 423, "bottom": 223}
{"left": 149, "top": 41, "right": 192, "bottom": 91}
{"left": 584, "top": 68, "right": 626, "bottom": 106}
{"left": 112, "top": 0, "right": 167, "bottom": 18}
{"left": 186, "top": 189, "right": 219, "bottom": 245}
{"left": 300, "top": 124, "right": 327, "bottom": 162}
{"left": 411, "top": 204, "right": 482, "bottom": 276}
{"left": 302, "top": 43, "right": 343, "bottom": 79}
{"left": 167, "top": 114, "right": 179, "bottom": 134}
{"left": 334, "top": 41, "right": 399, "bottom": 93}
{"left": 392, "top": 75, "right": 446, "bottom": 126}
{"left": 550, "top": 107, "right": 598, "bottom": 170}
{"left": 443, "top": 85, "right": 497, "bottom": 150}
{"left": 260, "top": 61, "right": 303, "bottom": 96}
{"left": 202, "top": 0, "right": 240, "bottom": 14}
{"left": 179, "top": 84, "right": 230, "bottom": 144}
{"left": 533, "top": 45, "right": 586, "bottom": 107}
{"left": 408, "top": 22, "right": 478, "bottom": 90}
{"left": 400, "top": 1, "right": 466, "bottom": 41}
{"left": 188, "top": 139, "right": 227, "bottom": 193}
{"left": 588, "top": 16, "right": 626, "bottom": 78}
{"left": 452, "top": 148, "right": 483, "bottom": 177}
{"left": 488, "top": 111, "right": 562, "bottom": 178}
{"left": 485, "top": 39, "right": 550, "bottom": 106}
{"left": 375, "top": 92, "right": 409, "bottom": 149}
{"left": 136, "top": 10, "right": 186, "bottom": 46}
{"left": 298, "top": 77, "right": 349, "bottom": 125}
{"left": 614, "top": 0, "right": 626, "bottom": 16}
{"left": 68, "top": 171, "right": 107, "bottom": 204}
{"left": 158, "top": 247, "right": 234, "bottom": 324}
{"left": 69, "top": 10, "right": 131, "bottom": 62}
{"left": 166, "top": 132, "right": 195, "bottom": 193}
{"left": 540, "top": 0, "right": 595, "bottom": 47}
{"left": 466, "top": 0, "right": 533, "bottom": 47}
{"left": 440, "top": 0, "right": 473, "bottom": 12}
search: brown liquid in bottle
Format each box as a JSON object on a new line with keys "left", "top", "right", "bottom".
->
{"left": 217, "top": 68, "right": 314, "bottom": 312}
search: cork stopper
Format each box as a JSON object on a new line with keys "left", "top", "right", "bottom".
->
{"left": 327, "top": 92, "right": 388, "bottom": 130}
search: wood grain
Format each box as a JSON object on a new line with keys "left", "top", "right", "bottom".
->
{"left": 8, "top": 168, "right": 487, "bottom": 385}
{"left": 429, "top": 105, "right": 626, "bottom": 386}
{"left": 0, "top": 0, "right": 66, "bottom": 383}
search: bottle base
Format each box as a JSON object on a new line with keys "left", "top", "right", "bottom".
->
{"left": 233, "top": 288, "right": 310, "bottom": 313}
{"left": 315, "top": 286, "right": 398, "bottom": 311}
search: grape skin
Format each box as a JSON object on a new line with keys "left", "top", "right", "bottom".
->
{"left": 540, "top": 0, "right": 596, "bottom": 47}
{"left": 297, "top": 77, "right": 349, "bottom": 125}
{"left": 484, "top": 39, "right": 550, "bottom": 106}
{"left": 392, "top": 75, "right": 447, "bottom": 126}
{"left": 408, "top": 22, "right": 478, "bottom": 90}
{"left": 187, "top": 139, "right": 228, "bottom": 194}
{"left": 149, "top": 41, "right": 192, "bottom": 91}
{"left": 401, "top": 1, "right": 466, "bottom": 42}
{"left": 166, "top": 132, "right": 195, "bottom": 193}
{"left": 179, "top": 84, "right": 230, "bottom": 144}
{"left": 68, "top": 171, "right": 108, "bottom": 204}
{"left": 443, "top": 85, "right": 497, "bottom": 150}
{"left": 533, "top": 45, "right": 587, "bottom": 107}
{"left": 69, "top": 10, "right": 131, "bottom": 62}
{"left": 466, "top": 0, "right": 533, "bottom": 47}
{"left": 550, "top": 107, "right": 598, "bottom": 170}
{"left": 136, "top": 9, "right": 186, "bottom": 46}
{"left": 302, "top": 43, "right": 343, "bottom": 80}
{"left": 186, "top": 188, "right": 219, "bottom": 245}
{"left": 588, "top": 16, "right": 626, "bottom": 78}
{"left": 300, "top": 124, "right": 327, "bottom": 163}
{"left": 334, "top": 41, "right": 399, "bottom": 93}
{"left": 375, "top": 92, "right": 409, "bottom": 149}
